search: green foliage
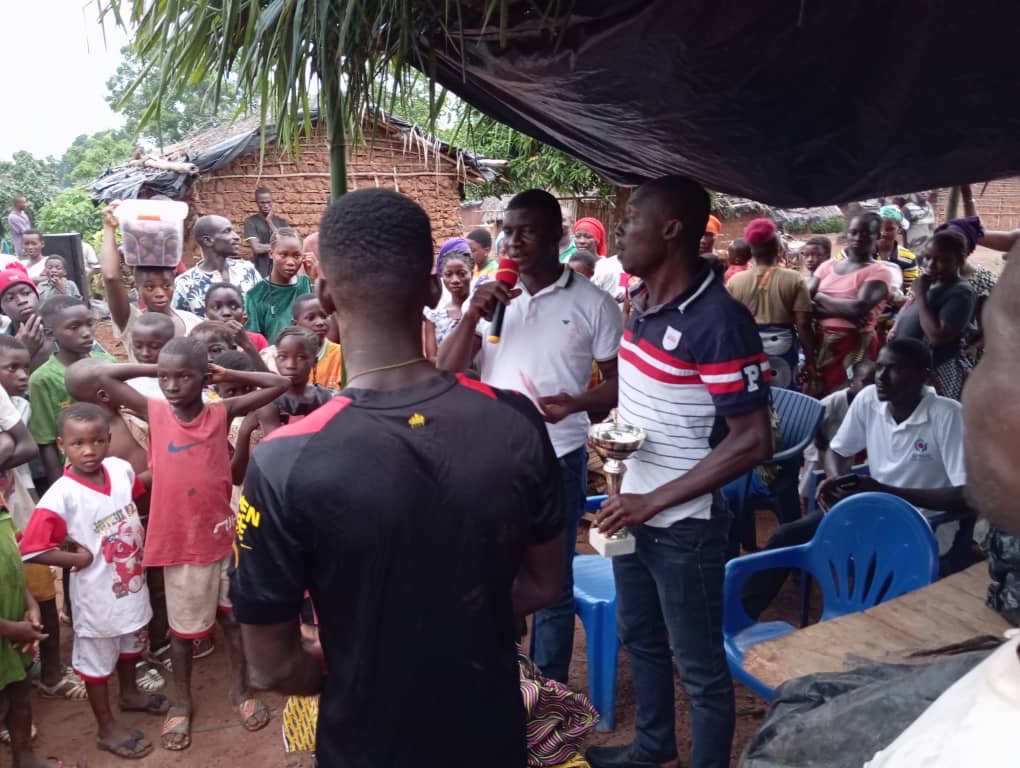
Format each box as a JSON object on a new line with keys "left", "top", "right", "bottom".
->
{"left": 808, "top": 216, "right": 845, "bottom": 234}
{"left": 0, "top": 152, "right": 61, "bottom": 222}
{"left": 60, "top": 131, "right": 135, "bottom": 186}
{"left": 107, "top": 46, "right": 248, "bottom": 147}
{"left": 37, "top": 188, "right": 103, "bottom": 243}
{"left": 391, "top": 75, "right": 612, "bottom": 200}
{"left": 101, "top": 0, "right": 566, "bottom": 199}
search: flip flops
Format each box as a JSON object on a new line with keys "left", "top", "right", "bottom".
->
{"left": 161, "top": 708, "right": 191, "bottom": 751}
{"left": 238, "top": 697, "right": 271, "bottom": 732}
{"left": 97, "top": 729, "right": 153, "bottom": 760}
{"left": 0, "top": 721, "right": 37, "bottom": 743}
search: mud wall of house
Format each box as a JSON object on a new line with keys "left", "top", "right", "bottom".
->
{"left": 181, "top": 123, "right": 468, "bottom": 264}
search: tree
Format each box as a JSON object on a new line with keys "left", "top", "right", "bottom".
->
{"left": 37, "top": 188, "right": 103, "bottom": 242}
{"left": 107, "top": 46, "right": 247, "bottom": 147}
{"left": 0, "top": 151, "right": 61, "bottom": 225}
{"left": 59, "top": 131, "right": 135, "bottom": 186}
{"left": 102, "top": 1, "right": 545, "bottom": 201}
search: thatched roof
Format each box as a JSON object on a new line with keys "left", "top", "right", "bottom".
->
{"left": 87, "top": 109, "right": 499, "bottom": 203}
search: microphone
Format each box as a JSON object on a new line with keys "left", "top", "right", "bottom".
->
{"left": 487, "top": 258, "right": 520, "bottom": 344}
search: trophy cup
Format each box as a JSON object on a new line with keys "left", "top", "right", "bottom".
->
{"left": 588, "top": 421, "right": 646, "bottom": 557}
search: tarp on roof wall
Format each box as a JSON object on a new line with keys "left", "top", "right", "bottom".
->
{"left": 425, "top": 0, "right": 1020, "bottom": 206}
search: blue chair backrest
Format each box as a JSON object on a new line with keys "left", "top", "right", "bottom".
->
{"left": 808, "top": 492, "right": 939, "bottom": 620}
{"left": 771, "top": 389, "right": 825, "bottom": 462}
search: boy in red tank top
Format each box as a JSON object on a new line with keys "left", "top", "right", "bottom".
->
{"left": 89, "top": 338, "right": 288, "bottom": 752}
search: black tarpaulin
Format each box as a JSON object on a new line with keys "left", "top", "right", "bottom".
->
{"left": 425, "top": 0, "right": 1020, "bottom": 206}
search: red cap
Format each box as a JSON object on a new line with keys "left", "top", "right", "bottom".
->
{"left": 494, "top": 258, "right": 519, "bottom": 287}
{"left": 743, "top": 218, "right": 777, "bottom": 245}
{"left": 0, "top": 266, "right": 37, "bottom": 301}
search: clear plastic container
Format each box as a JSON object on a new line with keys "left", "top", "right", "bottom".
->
{"left": 117, "top": 198, "right": 189, "bottom": 268}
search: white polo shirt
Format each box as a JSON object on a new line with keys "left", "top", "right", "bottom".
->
{"left": 829, "top": 385, "right": 966, "bottom": 553}
{"left": 475, "top": 267, "right": 622, "bottom": 457}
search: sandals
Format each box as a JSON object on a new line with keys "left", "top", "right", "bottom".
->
{"left": 161, "top": 708, "right": 191, "bottom": 751}
{"left": 98, "top": 729, "right": 153, "bottom": 760}
{"left": 238, "top": 697, "right": 271, "bottom": 732}
{"left": 135, "top": 661, "right": 166, "bottom": 692}
{"left": 192, "top": 637, "right": 215, "bottom": 659}
{"left": 36, "top": 668, "right": 88, "bottom": 700}
{"left": 120, "top": 692, "right": 170, "bottom": 716}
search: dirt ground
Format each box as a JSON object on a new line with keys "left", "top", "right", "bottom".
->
{"left": 25, "top": 509, "right": 801, "bottom": 768}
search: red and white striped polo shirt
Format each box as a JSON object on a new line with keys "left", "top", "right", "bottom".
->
{"left": 619, "top": 268, "right": 771, "bottom": 526}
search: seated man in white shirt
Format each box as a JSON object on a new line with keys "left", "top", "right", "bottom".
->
{"left": 862, "top": 233, "right": 1020, "bottom": 767}
{"left": 742, "top": 338, "right": 971, "bottom": 618}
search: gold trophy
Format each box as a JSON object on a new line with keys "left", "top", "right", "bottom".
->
{"left": 588, "top": 421, "right": 646, "bottom": 557}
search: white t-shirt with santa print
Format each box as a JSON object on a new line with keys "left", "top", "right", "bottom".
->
{"left": 19, "top": 457, "right": 151, "bottom": 639}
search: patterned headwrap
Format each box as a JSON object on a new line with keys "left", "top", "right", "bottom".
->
{"left": 935, "top": 216, "right": 985, "bottom": 255}
{"left": 574, "top": 217, "right": 607, "bottom": 256}
{"left": 879, "top": 205, "right": 904, "bottom": 224}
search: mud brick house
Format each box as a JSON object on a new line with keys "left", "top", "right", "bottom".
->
{"left": 89, "top": 111, "right": 498, "bottom": 264}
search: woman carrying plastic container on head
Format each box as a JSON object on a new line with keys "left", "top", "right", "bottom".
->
{"left": 100, "top": 199, "right": 202, "bottom": 362}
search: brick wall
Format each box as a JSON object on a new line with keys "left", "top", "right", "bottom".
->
{"left": 182, "top": 122, "right": 469, "bottom": 263}
{"left": 957, "top": 178, "right": 1020, "bottom": 230}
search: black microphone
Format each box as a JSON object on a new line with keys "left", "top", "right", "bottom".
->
{"left": 487, "top": 259, "right": 520, "bottom": 344}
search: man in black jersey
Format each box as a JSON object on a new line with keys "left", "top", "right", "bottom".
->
{"left": 229, "top": 188, "right": 565, "bottom": 767}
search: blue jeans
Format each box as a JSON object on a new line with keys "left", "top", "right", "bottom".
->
{"left": 531, "top": 444, "right": 587, "bottom": 683}
{"left": 613, "top": 503, "right": 735, "bottom": 768}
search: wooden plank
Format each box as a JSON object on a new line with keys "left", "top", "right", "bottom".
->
{"left": 741, "top": 563, "right": 1008, "bottom": 689}
{"left": 742, "top": 613, "right": 925, "bottom": 687}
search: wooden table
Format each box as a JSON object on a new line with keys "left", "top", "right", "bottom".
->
{"left": 742, "top": 563, "right": 1011, "bottom": 689}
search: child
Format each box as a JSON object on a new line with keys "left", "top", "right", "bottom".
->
{"left": 0, "top": 267, "right": 48, "bottom": 370}
{"left": 0, "top": 336, "right": 37, "bottom": 529}
{"left": 100, "top": 202, "right": 202, "bottom": 361}
{"left": 188, "top": 321, "right": 234, "bottom": 365}
{"left": 29, "top": 296, "right": 114, "bottom": 485}
{"left": 801, "top": 236, "right": 832, "bottom": 275}
{"left": 1, "top": 464, "right": 84, "bottom": 768}
{"left": 89, "top": 338, "right": 289, "bottom": 751}
{"left": 205, "top": 283, "right": 269, "bottom": 352}
{"left": 65, "top": 359, "right": 170, "bottom": 688}
{"left": 724, "top": 238, "right": 752, "bottom": 283}
{"left": 288, "top": 293, "right": 343, "bottom": 390}
{"left": 37, "top": 256, "right": 82, "bottom": 301}
{"left": 422, "top": 246, "right": 473, "bottom": 364}
{"left": 244, "top": 227, "right": 313, "bottom": 345}
{"left": 257, "top": 327, "right": 333, "bottom": 433}
{"left": 126, "top": 312, "right": 176, "bottom": 402}
{"left": 19, "top": 231, "right": 46, "bottom": 281}
{"left": 19, "top": 403, "right": 164, "bottom": 760}
{"left": 567, "top": 248, "right": 597, "bottom": 280}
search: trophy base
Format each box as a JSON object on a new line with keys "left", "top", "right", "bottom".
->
{"left": 589, "top": 526, "right": 636, "bottom": 557}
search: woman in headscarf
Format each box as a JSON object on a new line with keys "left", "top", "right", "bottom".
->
{"left": 809, "top": 213, "right": 893, "bottom": 394}
{"left": 876, "top": 204, "right": 920, "bottom": 296}
{"left": 935, "top": 214, "right": 998, "bottom": 365}
{"left": 423, "top": 238, "right": 473, "bottom": 362}
{"left": 573, "top": 217, "right": 607, "bottom": 257}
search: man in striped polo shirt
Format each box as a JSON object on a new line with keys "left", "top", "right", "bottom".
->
{"left": 587, "top": 177, "right": 773, "bottom": 768}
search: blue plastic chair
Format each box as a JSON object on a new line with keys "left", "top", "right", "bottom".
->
{"left": 731, "top": 389, "right": 825, "bottom": 551}
{"left": 723, "top": 492, "right": 939, "bottom": 700}
{"left": 572, "top": 494, "right": 618, "bottom": 731}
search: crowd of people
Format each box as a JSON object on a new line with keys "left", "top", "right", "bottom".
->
{"left": 0, "top": 173, "right": 1014, "bottom": 768}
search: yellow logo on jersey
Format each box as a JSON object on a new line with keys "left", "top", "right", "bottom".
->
{"left": 408, "top": 413, "right": 426, "bottom": 429}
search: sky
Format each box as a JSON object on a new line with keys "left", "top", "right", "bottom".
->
{"left": 0, "top": 0, "right": 128, "bottom": 160}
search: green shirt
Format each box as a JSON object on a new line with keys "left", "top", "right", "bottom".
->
{"left": 28, "top": 351, "right": 114, "bottom": 447}
{"left": 558, "top": 240, "right": 577, "bottom": 264}
{"left": 244, "top": 275, "right": 313, "bottom": 346}
{"left": 0, "top": 511, "right": 28, "bottom": 688}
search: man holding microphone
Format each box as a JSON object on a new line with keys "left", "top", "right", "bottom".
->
{"left": 438, "top": 188, "right": 623, "bottom": 683}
